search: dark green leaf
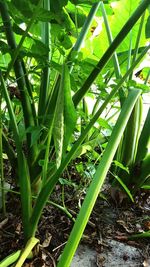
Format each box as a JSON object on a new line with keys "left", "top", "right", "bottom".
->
{"left": 51, "top": 0, "right": 68, "bottom": 13}
{"left": 59, "top": 177, "right": 76, "bottom": 187}
{"left": 11, "top": 0, "right": 34, "bottom": 18}
{"left": 26, "top": 126, "right": 42, "bottom": 147}
{"left": 145, "top": 15, "right": 150, "bottom": 38}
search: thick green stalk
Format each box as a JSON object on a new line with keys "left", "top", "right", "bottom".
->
{"left": 73, "top": 3, "right": 100, "bottom": 52}
{"left": 15, "top": 237, "right": 39, "bottom": 267}
{"left": 73, "top": 0, "right": 150, "bottom": 106}
{"left": 38, "top": 0, "right": 51, "bottom": 121}
{"left": 58, "top": 89, "right": 141, "bottom": 267}
{"left": 0, "top": 73, "right": 32, "bottom": 241}
{"left": 134, "top": 154, "right": 150, "bottom": 188}
{"left": 100, "top": 1, "right": 125, "bottom": 105}
{"left": 28, "top": 45, "right": 149, "bottom": 238}
{"left": 119, "top": 95, "right": 142, "bottom": 168}
{"left": 100, "top": 1, "right": 121, "bottom": 78}
{"left": 129, "top": 11, "right": 146, "bottom": 80}
{"left": 126, "top": 31, "right": 132, "bottom": 72}
{"left": 135, "top": 107, "right": 150, "bottom": 163}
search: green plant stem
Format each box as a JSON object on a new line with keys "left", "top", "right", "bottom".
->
{"left": 100, "top": 1, "right": 121, "bottom": 79}
{"left": 126, "top": 30, "right": 132, "bottom": 73}
{"left": 29, "top": 45, "right": 150, "bottom": 238}
{"left": 15, "top": 237, "right": 39, "bottom": 267}
{"left": 73, "top": 2, "right": 100, "bottom": 52}
{"left": 38, "top": 0, "right": 51, "bottom": 121}
{"left": 144, "top": 69, "right": 150, "bottom": 84}
{"left": 0, "top": 73, "right": 32, "bottom": 242}
{"left": 128, "top": 231, "right": 150, "bottom": 239}
{"left": 100, "top": 1, "right": 126, "bottom": 105}
{"left": 119, "top": 95, "right": 142, "bottom": 168}
{"left": 0, "top": 86, "right": 6, "bottom": 215}
{"left": 57, "top": 89, "right": 141, "bottom": 267}
{"left": 73, "top": 0, "right": 150, "bottom": 106}
{"left": 129, "top": 11, "right": 146, "bottom": 80}
{"left": 135, "top": 107, "right": 150, "bottom": 162}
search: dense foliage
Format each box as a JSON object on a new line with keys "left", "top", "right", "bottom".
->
{"left": 0, "top": 0, "right": 150, "bottom": 266}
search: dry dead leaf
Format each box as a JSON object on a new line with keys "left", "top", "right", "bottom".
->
{"left": 143, "top": 258, "right": 150, "bottom": 267}
{"left": 42, "top": 231, "right": 52, "bottom": 248}
{"left": 0, "top": 218, "right": 8, "bottom": 229}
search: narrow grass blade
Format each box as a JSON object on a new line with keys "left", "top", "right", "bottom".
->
{"left": 128, "top": 231, "right": 150, "bottom": 239}
{"left": 113, "top": 174, "right": 134, "bottom": 202}
{"left": 0, "top": 250, "right": 21, "bottom": 267}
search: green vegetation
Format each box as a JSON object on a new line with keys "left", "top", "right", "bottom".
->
{"left": 0, "top": 0, "right": 150, "bottom": 266}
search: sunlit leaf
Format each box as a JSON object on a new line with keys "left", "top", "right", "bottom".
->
{"left": 113, "top": 160, "right": 129, "bottom": 173}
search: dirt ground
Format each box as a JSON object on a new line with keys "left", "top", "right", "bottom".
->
{"left": 0, "top": 164, "right": 150, "bottom": 266}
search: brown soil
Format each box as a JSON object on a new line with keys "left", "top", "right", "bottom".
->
{"left": 0, "top": 163, "right": 150, "bottom": 266}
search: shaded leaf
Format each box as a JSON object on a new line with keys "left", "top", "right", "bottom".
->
{"left": 51, "top": 0, "right": 68, "bottom": 13}
{"left": 59, "top": 177, "right": 76, "bottom": 187}
{"left": 114, "top": 174, "right": 134, "bottom": 202}
{"left": 145, "top": 15, "right": 150, "bottom": 38}
{"left": 26, "top": 126, "right": 42, "bottom": 147}
{"left": 113, "top": 160, "right": 129, "bottom": 173}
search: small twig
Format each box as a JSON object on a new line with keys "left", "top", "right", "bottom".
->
{"left": 52, "top": 241, "right": 67, "bottom": 252}
{"left": 41, "top": 247, "right": 56, "bottom": 267}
